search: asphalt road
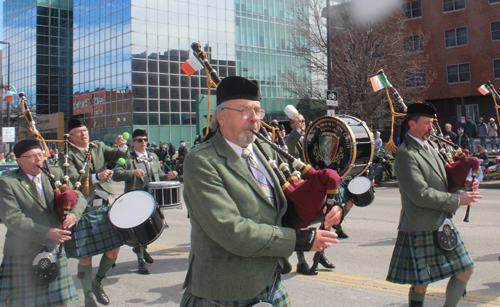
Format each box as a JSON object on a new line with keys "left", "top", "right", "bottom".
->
{"left": 1, "top": 183, "right": 499, "bottom": 307}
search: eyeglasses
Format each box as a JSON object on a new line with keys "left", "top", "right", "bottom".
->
{"left": 20, "top": 153, "right": 44, "bottom": 160}
{"left": 297, "top": 119, "right": 305, "bottom": 123}
{"left": 70, "top": 128, "right": 88, "bottom": 135}
{"left": 134, "top": 138, "right": 148, "bottom": 143}
{"left": 222, "top": 107, "right": 266, "bottom": 119}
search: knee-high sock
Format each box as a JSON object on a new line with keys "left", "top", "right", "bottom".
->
{"left": 409, "top": 287, "right": 425, "bottom": 307}
{"left": 78, "top": 263, "right": 94, "bottom": 303}
{"left": 296, "top": 251, "right": 306, "bottom": 264}
{"left": 136, "top": 246, "right": 145, "bottom": 260}
{"left": 93, "top": 254, "right": 117, "bottom": 287}
{"left": 445, "top": 276, "right": 467, "bottom": 307}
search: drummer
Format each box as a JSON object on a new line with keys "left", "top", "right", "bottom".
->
{"left": 61, "top": 119, "right": 128, "bottom": 307}
{"left": 112, "top": 129, "right": 177, "bottom": 274}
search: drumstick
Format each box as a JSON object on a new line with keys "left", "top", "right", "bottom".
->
{"left": 162, "top": 163, "right": 180, "bottom": 179}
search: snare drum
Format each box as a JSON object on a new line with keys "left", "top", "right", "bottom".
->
{"left": 347, "top": 176, "right": 375, "bottom": 207}
{"left": 108, "top": 190, "right": 165, "bottom": 247}
{"left": 303, "top": 116, "right": 374, "bottom": 178}
{"left": 148, "top": 181, "right": 182, "bottom": 209}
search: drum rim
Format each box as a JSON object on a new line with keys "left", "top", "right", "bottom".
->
{"left": 109, "top": 190, "right": 157, "bottom": 228}
{"left": 302, "top": 115, "right": 374, "bottom": 178}
{"left": 347, "top": 176, "right": 372, "bottom": 195}
{"left": 148, "top": 181, "right": 181, "bottom": 187}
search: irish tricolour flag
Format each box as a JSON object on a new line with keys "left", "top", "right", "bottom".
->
{"left": 478, "top": 84, "right": 491, "bottom": 95}
{"left": 2, "top": 86, "right": 17, "bottom": 103}
{"left": 181, "top": 55, "right": 204, "bottom": 77}
{"left": 370, "top": 73, "right": 391, "bottom": 92}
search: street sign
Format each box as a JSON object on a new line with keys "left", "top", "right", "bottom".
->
{"left": 2, "top": 127, "right": 15, "bottom": 143}
{"left": 326, "top": 90, "right": 338, "bottom": 107}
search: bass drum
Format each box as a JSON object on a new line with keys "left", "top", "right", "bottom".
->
{"left": 303, "top": 115, "right": 374, "bottom": 179}
{"left": 108, "top": 190, "right": 165, "bottom": 247}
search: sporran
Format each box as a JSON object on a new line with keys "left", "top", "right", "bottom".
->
{"left": 434, "top": 218, "right": 458, "bottom": 251}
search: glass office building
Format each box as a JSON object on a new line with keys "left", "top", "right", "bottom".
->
{"left": 73, "top": 0, "right": 308, "bottom": 145}
{"left": 2, "top": 0, "right": 74, "bottom": 117}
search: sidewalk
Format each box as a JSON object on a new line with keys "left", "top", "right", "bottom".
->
{"left": 381, "top": 179, "right": 500, "bottom": 189}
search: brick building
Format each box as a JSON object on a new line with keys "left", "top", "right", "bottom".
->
{"left": 403, "top": 0, "right": 500, "bottom": 127}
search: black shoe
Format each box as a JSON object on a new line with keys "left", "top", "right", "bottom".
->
{"left": 137, "top": 259, "right": 151, "bottom": 275}
{"left": 143, "top": 249, "right": 154, "bottom": 264}
{"left": 336, "top": 229, "right": 349, "bottom": 239}
{"left": 296, "top": 262, "right": 315, "bottom": 275}
{"left": 92, "top": 283, "right": 110, "bottom": 306}
{"left": 318, "top": 254, "right": 335, "bottom": 269}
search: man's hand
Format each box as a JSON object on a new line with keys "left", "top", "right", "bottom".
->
{"left": 115, "top": 135, "right": 127, "bottom": 147}
{"left": 62, "top": 213, "right": 76, "bottom": 229}
{"left": 131, "top": 169, "right": 145, "bottom": 178}
{"left": 323, "top": 205, "right": 343, "bottom": 229}
{"left": 310, "top": 230, "right": 338, "bottom": 252}
{"left": 458, "top": 191, "right": 482, "bottom": 207}
{"left": 344, "top": 200, "right": 354, "bottom": 211}
{"left": 167, "top": 171, "right": 178, "bottom": 180}
{"left": 465, "top": 178, "right": 479, "bottom": 191}
{"left": 98, "top": 169, "right": 114, "bottom": 181}
{"left": 46, "top": 228, "right": 72, "bottom": 243}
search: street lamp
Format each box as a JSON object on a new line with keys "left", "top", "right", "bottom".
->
{"left": 0, "top": 41, "right": 10, "bottom": 128}
{"left": 326, "top": 0, "right": 332, "bottom": 92}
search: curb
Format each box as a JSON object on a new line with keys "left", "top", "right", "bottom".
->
{"left": 380, "top": 180, "right": 500, "bottom": 189}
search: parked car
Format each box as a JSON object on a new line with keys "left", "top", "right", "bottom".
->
{"left": 0, "top": 164, "right": 19, "bottom": 178}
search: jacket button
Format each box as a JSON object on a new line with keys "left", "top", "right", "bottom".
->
{"left": 274, "top": 236, "right": 279, "bottom": 240}
{"left": 265, "top": 247, "right": 270, "bottom": 250}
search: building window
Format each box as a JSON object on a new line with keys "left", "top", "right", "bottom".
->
{"left": 445, "top": 27, "right": 468, "bottom": 47}
{"left": 405, "top": 69, "right": 427, "bottom": 88}
{"left": 404, "top": 34, "right": 424, "bottom": 53}
{"left": 443, "top": 0, "right": 465, "bottom": 12}
{"left": 447, "top": 63, "right": 470, "bottom": 83}
{"left": 457, "top": 105, "right": 479, "bottom": 121}
{"left": 403, "top": 1, "right": 422, "bottom": 19}
{"left": 492, "top": 21, "right": 500, "bottom": 41}
{"left": 494, "top": 59, "right": 500, "bottom": 79}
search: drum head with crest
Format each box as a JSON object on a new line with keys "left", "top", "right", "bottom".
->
{"left": 302, "top": 115, "right": 374, "bottom": 178}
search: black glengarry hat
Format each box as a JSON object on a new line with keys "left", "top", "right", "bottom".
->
{"left": 14, "top": 140, "right": 41, "bottom": 158}
{"left": 68, "top": 119, "right": 86, "bottom": 132}
{"left": 217, "top": 76, "right": 261, "bottom": 105}
{"left": 406, "top": 102, "right": 437, "bottom": 118}
{"left": 132, "top": 129, "right": 148, "bottom": 139}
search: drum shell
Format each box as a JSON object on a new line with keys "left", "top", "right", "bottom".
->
{"left": 350, "top": 185, "right": 375, "bottom": 207}
{"left": 113, "top": 206, "right": 164, "bottom": 247}
{"left": 148, "top": 181, "right": 182, "bottom": 209}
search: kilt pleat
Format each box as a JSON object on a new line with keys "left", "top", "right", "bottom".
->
{"left": 0, "top": 251, "right": 78, "bottom": 307}
{"left": 180, "top": 274, "right": 291, "bottom": 307}
{"left": 65, "top": 205, "right": 123, "bottom": 259}
{"left": 386, "top": 229, "right": 474, "bottom": 285}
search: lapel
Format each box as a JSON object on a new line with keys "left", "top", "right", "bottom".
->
{"left": 16, "top": 169, "right": 48, "bottom": 210}
{"left": 41, "top": 172, "right": 54, "bottom": 213}
{"left": 131, "top": 155, "right": 145, "bottom": 183}
{"left": 212, "top": 132, "right": 274, "bottom": 208}
{"left": 406, "top": 134, "right": 444, "bottom": 180}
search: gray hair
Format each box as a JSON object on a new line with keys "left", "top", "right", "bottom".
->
{"left": 208, "top": 102, "right": 228, "bottom": 131}
{"left": 445, "top": 123, "right": 451, "bottom": 129}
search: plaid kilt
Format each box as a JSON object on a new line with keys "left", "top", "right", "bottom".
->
{"left": 180, "top": 274, "right": 291, "bottom": 307}
{"left": 0, "top": 250, "right": 78, "bottom": 306}
{"left": 65, "top": 205, "right": 123, "bottom": 259}
{"left": 386, "top": 229, "right": 474, "bottom": 285}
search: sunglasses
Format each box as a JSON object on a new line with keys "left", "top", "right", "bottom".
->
{"left": 134, "top": 138, "right": 148, "bottom": 143}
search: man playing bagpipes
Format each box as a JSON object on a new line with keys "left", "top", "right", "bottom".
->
{"left": 386, "top": 102, "right": 483, "bottom": 307}
{"left": 60, "top": 119, "right": 129, "bottom": 307}
{"left": 112, "top": 129, "right": 177, "bottom": 275}
{"left": 180, "top": 76, "right": 343, "bottom": 306}
{"left": 0, "top": 140, "right": 87, "bottom": 306}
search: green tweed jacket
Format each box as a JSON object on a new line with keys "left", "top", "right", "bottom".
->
{"left": 0, "top": 167, "right": 87, "bottom": 256}
{"left": 112, "top": 151, "right": 172, "bottom": 193}
{"left": 60, "top": 141, "right": 128, "bottom": 201}
{"left": 182, "top": 131, "right": 296, "bottom": 301}
{"left": 285, "top": 128, "right": 303, "bottom": 159}
{"left": 394, "top": 134, "right": 461, "bottom": 232}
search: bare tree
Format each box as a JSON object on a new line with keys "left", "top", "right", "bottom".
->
{"left": 284, "top": 0, "right": 435, "bottom": 126}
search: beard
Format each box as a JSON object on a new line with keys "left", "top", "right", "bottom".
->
{"left": 237, "top": 123, "right": 259, "bottom": 146}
